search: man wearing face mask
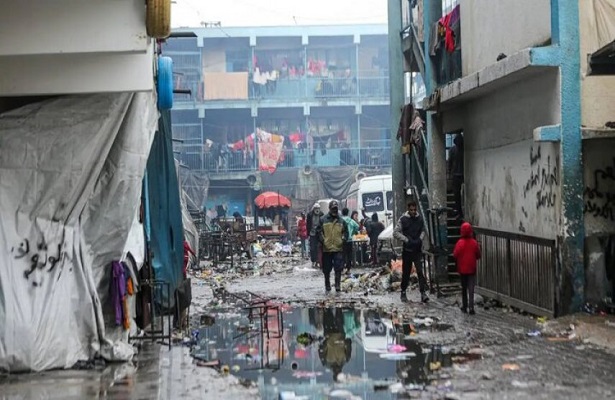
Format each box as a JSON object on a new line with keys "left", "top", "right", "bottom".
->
{"left": 394, "top": 201, "right": 429, "bottom": 303}
{"left": 317, "top": 201, "right": 348, "bottom": 293}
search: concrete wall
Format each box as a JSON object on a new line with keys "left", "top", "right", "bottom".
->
{"left": 583, "top": 138, "right": 615, "bottom": 303}
{"left": 579, "top": 2, "right": 615, "bottom": 304}
{"left": 463, "top": 70, "right": 561, "bottom": 238}
{"left": 579, "top": 0, "right": 615, "bottom": 128}
{"left": 203, "top": 49, "right": 226, "bottom": 73}
{"left": 0, "top": 0, "right": 154, "bottom": 95}
{"left": 461, "top": 0, "right": 551, "bottom": 76}
{"left": 584, "top": 139, "right": 615, "bottom": 236}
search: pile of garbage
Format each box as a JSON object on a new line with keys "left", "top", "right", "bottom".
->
{"left": 251, "top": 238, "right": 303, "bottom": 258}
{"left": 340, "top": 261, "right": 419, "bottom": 295}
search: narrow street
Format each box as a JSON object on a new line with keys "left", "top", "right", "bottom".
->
{"left": 2, "top": 255, "right": 614, "bottom": 399}
{"left": 207, "top": 258, "right": 615, "bottom": 399}
{"left": 2, "top": 1, "right": 615, "bottom": 399}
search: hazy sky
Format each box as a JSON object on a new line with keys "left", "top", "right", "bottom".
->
{"left": 171, "top": 0, "right": 388, "bottom": 28}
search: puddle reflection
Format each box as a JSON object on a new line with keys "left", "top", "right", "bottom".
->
{"left": 194, "top": 302, "right": 477, "bottom": 399}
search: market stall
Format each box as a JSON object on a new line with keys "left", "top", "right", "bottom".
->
{"left": 254, "top": 192, "right": 292, "bottom": 237}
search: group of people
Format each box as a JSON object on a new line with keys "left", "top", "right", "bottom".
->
{"left": 296, "top": 201, "right": 386, "bottom": 293}
{"left": 297, "top": 198, "right": 482, "bottom": 314}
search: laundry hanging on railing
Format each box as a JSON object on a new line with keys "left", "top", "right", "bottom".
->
{"left": 430, "top": 4, "right": 461, "bottom": 55}
{"left": 397, "top": 104, "right": 424, "bottom": 155}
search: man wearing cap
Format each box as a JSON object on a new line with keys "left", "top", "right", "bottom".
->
{"left": 317, "top": 200, "right": 348, "bottom": 293}
{"left": 307, "top": 202, "right": 323, "bottom": 268}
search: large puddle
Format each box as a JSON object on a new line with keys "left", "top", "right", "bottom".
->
{"left": 192, "top": 294, "right": 476, "bottom": 399}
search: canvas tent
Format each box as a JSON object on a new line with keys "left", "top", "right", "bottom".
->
{"left": 0, "top": 93, "right": 160, "bottom": 372}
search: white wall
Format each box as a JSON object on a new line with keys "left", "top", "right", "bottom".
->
{"left": 461, "top": 0, "right": 551, "bottom": 76}
{"left": 463, "top": 70, "right": 561, "bottom": 238}
{"left": 0, "top": 0, "right": 154, "bottom": 95}
{"left": 579, "top": 0, "right": 615, "bottom": 128}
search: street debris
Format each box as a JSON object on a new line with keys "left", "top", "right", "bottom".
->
{"left": 502, "top": 363, "right": 521, "bottom": 371}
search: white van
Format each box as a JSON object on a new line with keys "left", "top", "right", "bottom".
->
{"left": 344, "top": 175, "right": 393, "bottom": 227}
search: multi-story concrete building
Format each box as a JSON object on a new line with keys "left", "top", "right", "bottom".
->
{"left": 391, "top": 0, "right": 615, "bottom": 316}
{"left": 163, "top": 24, "right": 390, "bottom": 215}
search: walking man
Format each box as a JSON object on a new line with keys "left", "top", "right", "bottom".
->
{"left": 317, "top": 201, "right": 348, "bottom": 293}
{"left": 307, "top": 203, "right": 323, "bottom": 268}
{"left": 448, "top": 134, "right": 464, "bottom": 219}
{"left": 394, "top": 201, "right": 429, "bottom": 303}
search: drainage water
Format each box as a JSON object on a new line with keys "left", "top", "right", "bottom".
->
{"left": 193, "top": 305, "right": 473, "bottom": 399}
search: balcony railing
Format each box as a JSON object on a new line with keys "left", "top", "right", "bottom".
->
{"left": 176, "top": 145, "right": 392, "bottom": 173}
{"left": 174, "top": 72, "right": 390, "bottom": 104}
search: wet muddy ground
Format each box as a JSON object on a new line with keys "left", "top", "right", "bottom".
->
{"left": 2, "top": 257, "right": 615, "bottom": 399}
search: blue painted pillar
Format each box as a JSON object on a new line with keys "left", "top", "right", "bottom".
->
{"left": 388, "top": 0, "right": 406, "bottom": 220}
{"left": 423, "top": 0, "right": 448, "bottom": 257}
{"left": 553, "top": 0, "right": 585, "bottom": 314}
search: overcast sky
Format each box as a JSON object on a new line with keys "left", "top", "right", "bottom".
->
{"left": 171, "top": 0, "right": 388, "bottom": 28}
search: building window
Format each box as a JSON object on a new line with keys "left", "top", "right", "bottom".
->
{"left": 226, "top": 50, "right": 250, "bottom": 72}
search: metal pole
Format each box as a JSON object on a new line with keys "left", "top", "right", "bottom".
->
{"left": 388, "top": 0, "right": 405, "bottom": 221}
{"left": 355, "top": 42, "right": 360, "bottom": 97}
{"left": 200, "top": 118, "right": 205, "bottom": 171}
{"left": 253, "top": 117, "right": 258, "bottom": 170}
{"left": 357, "top": 114, "right": 361, "bottom": 151}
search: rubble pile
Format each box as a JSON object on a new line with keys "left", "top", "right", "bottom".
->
{"left": 340, "top": 260, "right": 419, "bottom": 295}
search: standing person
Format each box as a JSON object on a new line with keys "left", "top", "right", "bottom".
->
{"left": 453, "top": 222, "right": 481, "bottom": 315}
{"left": 352, "top": 210, "right": 368, "bottom": 262}
{"left": 319, "top": 307, "right": 352, "bottom": 382}
{"left": 366, "top": 213, "right": 385, "bottom": 266}
{"left": 317, "top": 201, "right": 348, "bottom": 293}
{"left": 341, "top": 208, "right": 359, "bottom": 274}
{"left": 394, "top": 201, "right": 429, "bottom": 303}
{"left": 183, "top": 240, "right": 196, "bottom": 278}
{"left": 297, "top": 212, "right": 309, "bottom": 259}
{"left": 448, "top": 134, "right": 464, "bottom": 219}
{"left": 307, "top": 203, "right": 323, "bottom": 268}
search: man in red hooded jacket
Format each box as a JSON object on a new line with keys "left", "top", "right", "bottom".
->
{"left": 453, "top": 222, "right": 481, "bottom": 315}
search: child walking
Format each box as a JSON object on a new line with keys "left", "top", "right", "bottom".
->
{"left": 453, "top": 222, "right": 481, "bottom": 315}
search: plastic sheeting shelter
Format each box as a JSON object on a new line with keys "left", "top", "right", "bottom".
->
{"left": 0, "top": 93, "right": 158, "bottom": 372}
{"left": 142, "top": 110, "right": 184, "bottom": 307}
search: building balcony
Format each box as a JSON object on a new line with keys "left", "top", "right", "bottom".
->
{"left": 177, "top": 143, "right": 392, "bottom": 173}
{"left": 173, "top": 72, "right": 390, "bottom": 107}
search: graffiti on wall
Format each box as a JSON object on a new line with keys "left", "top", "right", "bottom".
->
{"left": 519, "top": 145, "right": 560, "bottom": 233}
{"left": 522, "top": 145, "right": 560, "bottom": 209}
{"left": 584, "top": 157, "right": 615, "bottom": 221}
{"left": 10, "top": 233, "right": 69, "bottom": 288}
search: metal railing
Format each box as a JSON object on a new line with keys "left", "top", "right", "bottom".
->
{"left": 251, "top": 75, "right": 391, "bottom": 101}
{"left": 176, "top": 146, "right": 392, "bottom": 173}
{"left": 473, "top": 228, "right": 558, "bottom": 317}
{"left": 174, "top": 72, "right": 390, "bottom": 103}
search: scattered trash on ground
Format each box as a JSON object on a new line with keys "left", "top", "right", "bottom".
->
{"left": 502, "top": 363, "right": 520, "bottom": 371}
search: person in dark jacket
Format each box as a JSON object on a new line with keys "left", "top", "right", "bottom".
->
{"left": 366, "top": 213, "right": 385, "bottom": 266}
{"left": 448, "top": 134, "right": 464, "bottom": 219}
{"left": 307, "top": 203, "right": 323, "bottom": 268}
{"left": 318, "top": 307, "right": 351, "bottom": 382}
{"left": 297, "top": 212, "right": 309, "bottom": 259}
{"left": 453, "top": 222, "right": 481, "bottom": 314}
{"left": 316, "top": 201, "right": 348, "bottom": 293}
{"left": 394, "top": 201, "right": 429, "bottom": 303}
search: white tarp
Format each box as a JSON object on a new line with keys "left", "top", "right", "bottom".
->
{"left": 0, "top": 93, "right": 158, "bottom": 372}
{"left": 586, "top": 0, "right": 615, "bottom": 52}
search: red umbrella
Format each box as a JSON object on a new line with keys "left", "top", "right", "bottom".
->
{"left": 254, "top": 192, "right": 292, "bottom": 209}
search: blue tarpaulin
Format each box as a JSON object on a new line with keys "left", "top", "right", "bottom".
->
{"left": 143, "top": 110, "right": 184, "bottom": 304}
